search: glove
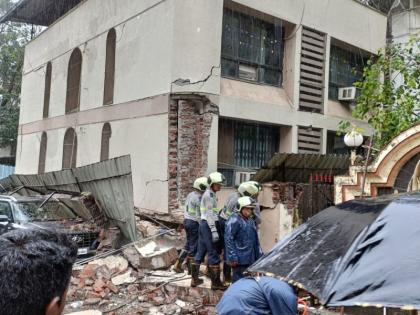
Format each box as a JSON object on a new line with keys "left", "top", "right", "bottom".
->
{"left": 211, "top": 230, "right": 219, "bottom": 243}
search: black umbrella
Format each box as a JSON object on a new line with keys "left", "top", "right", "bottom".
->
{"left": 249, "top": 192, "right": 420, "bottom": 310}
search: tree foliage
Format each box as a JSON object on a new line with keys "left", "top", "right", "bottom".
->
{"left": 0, "top": 0, "right": 38, "bottom": 155}
{"left": 342, "top": 35, "right": 420, "bottom": 150}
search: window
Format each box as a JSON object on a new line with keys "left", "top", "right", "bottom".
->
{"left": 218, "top": 119, "right": 279, "bottom": 186}
{"left": 62, "top": 128, "right": 77, "bottom": 169}
{"left": 221, "top": 7, "right": 284, "bottom": 86}
{"left": 328, "top": 44, "right": 368, "bottom": 100}
{"left": 43, "top": 62, "right": 52, "bottom": 118}
{"left": 326, "top": 131, "right": 351, "bottom": 155}
{"left": 103, "top": 29, "right": 116, "bottom": 105}
{"left": 326, "top": 130, "right": 365, "bottom": 155}
{"left": 38, "top": 132, "right": 47, "bottom": 174}
{"left": 0, "top": 201, "right": 12, "bottom": 219}
{"left": 100, "top": 123, "right": 112, "bottom": 161}
{"left": 65, "top": 48, "right": 82, "bottom": 113}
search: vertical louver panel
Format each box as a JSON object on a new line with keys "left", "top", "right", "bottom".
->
{"left": 299, "top": 27, "right": 326, "bottom": 113}
{"left": 298, "top": 126, "right": 322, "bottom": 154}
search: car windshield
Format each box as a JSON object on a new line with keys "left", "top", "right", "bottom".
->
{"left": 14, "top": 200, "right": 78, "bottom": 222}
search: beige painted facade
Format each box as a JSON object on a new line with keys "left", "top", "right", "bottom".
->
{"left": 16, "top": 0, "right": 387, "bottom": 214}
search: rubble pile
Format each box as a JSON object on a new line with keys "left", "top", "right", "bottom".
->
{"left": 65, "top": 252, "right": 219, "bottom": 315}
{"left": 65, "top": 219, "right": 219, "bottom": 315}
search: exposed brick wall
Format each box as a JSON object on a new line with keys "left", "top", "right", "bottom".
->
{"left": 168, "top": 96, "right": 216, "bottom": 213}
{"left": 168, "top": 98, "right": 179, "bottom": 213}
{"left": 270, "top": 182, "right": 303, "bottom": 214}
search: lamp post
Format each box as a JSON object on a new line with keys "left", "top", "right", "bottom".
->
{"left": 344, "top": 129, "right": 363, "bottom": 165}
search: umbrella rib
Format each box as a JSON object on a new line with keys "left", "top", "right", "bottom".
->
{"left": 286, "top": 224, "right": 339, "bottom": 279}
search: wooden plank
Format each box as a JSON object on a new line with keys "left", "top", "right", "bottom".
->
{"left": 299, "top": 93, "right": 323, "bottom": 103}
{"left": 300, "top": 78, "right": 324, "bottom": 88}
{"left": 302, "top": 42, "right": 325, "bottom": 54}
{"left": 302, "top": 36, "right": 325, "bottom": 49}
{"left": 300, "top": 71, "right": 323, "bottom": 82}
{"left": 300, "top": 64, "right": 324, "bottom": 75}
{"left": 300, "top": 85, "right": 323, "bottom": 96}
{"left": 299, "top": 101, "right": 323, "bottom": 111}
{"left": 298, "top": 135, "right": 322, "bottom": 144}
{"left": 301, "top": 57, "right": 324, "bottom": 69}
{"left": 303, "top": 28, "right": 325, "bottom": 41}
{"left": 301, "top": 50, "right": 325, "bottom": 61}
{"left": 299, "top": 141, "right": 322, "bottom": 150}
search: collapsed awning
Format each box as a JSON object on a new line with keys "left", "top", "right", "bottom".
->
{"left": 249, "top": 192, "right": 420, "bottom": 310}
{"left": 0, "top": 0, "right": 83, "bottom": 26}
{"left": 0, "top": 155, "right": 137, "bottom": 242}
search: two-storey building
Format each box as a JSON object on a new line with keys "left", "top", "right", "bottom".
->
{"left": 1, "top": 0, "right": 387, "bottom": 214}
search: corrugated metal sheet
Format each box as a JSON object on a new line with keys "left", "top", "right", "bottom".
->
{"left": 0, "top": 155, "right": 137, "bottom": 241}
{"left": 254, "top": 153, "right": 350, "bottom": 184}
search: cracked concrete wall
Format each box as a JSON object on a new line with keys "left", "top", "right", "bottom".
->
{"left": 170, "top": 0, "right": 224, "bottom": 96}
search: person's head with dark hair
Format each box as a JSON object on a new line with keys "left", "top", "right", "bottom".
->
{"left": 0, "top": 229, "right": 77, "bottom": 315}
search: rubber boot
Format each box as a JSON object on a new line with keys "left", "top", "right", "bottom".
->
{"left": 173, "top": 249, "right": 188, "bottom": 273}
{"left": 223, "top": 262, "right": 232, "bottom": 285}
{"left": 186, "top": 256, "right": 193, "bottom": 275}
{"left": 190, "top": 263, "right": 204, "bottom": 287}
{"left": 209, "top": 265, "right": 228, "bottom": 291}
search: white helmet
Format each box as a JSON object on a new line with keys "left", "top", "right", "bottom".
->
{"left": 207, "top": 172, "right": 226, "bottom": 186}
{"left": 238, "top": 181, "right": 261, "bottom": 197}
{"left": 193, "top": 177, "right": 208, "bottom": 192}
{"left": 236, "top": 196, "right": 256, "bottom": 212}
{"left": 247, "top": 181, "right": 262, "bottom": 192}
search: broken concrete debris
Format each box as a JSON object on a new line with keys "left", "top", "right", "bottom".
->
{"left": 65, "top": 218, "right": 219, "bottom": 315}
{"left": 111, "top": 270, "right": 136, "bottom": 286}
{"left": 66, "top": 252, "right": 218, "bottom": 314}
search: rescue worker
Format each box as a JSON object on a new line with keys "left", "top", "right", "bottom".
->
{"left": 216, "top": 276, "right": 298, "bottom": 315}
{"left": 173, "top": 177, "right": 208, "bottom": 275}
{"left": 192, "top": 172, "right": 227, "bottom": 290}
{"left": 225, "top": 196, "right": 262, "bottom": 282}
{"left": 219, "top": 181, "right": 262, "bottom": 283}
{"left": 221, "top": 181, "right": 262, "bottom": 226}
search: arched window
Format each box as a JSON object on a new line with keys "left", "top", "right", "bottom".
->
{"left": 43, "top": 62, "right": 52, "bottom": 118}
{"left": 103, "top": 29, "right": 116, "bottom": 105}
{"left": 100, "top": 123, "right": 112, "bottom": 161}
{"left": 62, "top": 128, "right": 77, "bottom": 169}
{"left": 65, "top": 48, "right": 82, "bottom": 114}
{"left": 38, "top": 132, "right": 47, "bottom": 174}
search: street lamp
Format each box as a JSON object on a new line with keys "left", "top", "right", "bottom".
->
{"left": 344, "top": 129, "right": 363, "bottom": 165}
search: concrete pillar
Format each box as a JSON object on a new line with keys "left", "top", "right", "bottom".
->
{"left": 280, "top": 125, "right": 298, "bottom": 153}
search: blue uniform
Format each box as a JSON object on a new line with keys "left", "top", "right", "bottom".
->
{"left": 216, "top": 277, "right": 297, "bottom": 315}
{"left": 183, "top": 191, "right": 202, "bottom": 257}
{"left": 225, "top": 213, "right": 262, "bottom": 282}
{"left": 194, "top": 188, "right": 222, "bottom": 265}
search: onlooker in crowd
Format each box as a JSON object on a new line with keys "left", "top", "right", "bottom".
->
{"left": 0, "top": 229, "right": 77, "bottom": 315}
